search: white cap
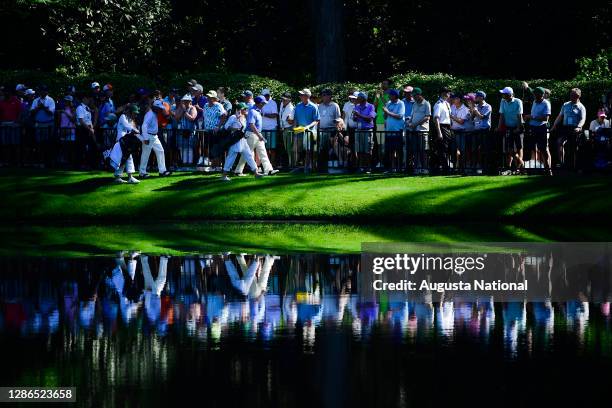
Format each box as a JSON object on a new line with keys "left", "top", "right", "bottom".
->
{"left": 91, "top": 82, "right": 100, "bottom": 89}
{"left": 499, "top": 86, "right": 514, "bottom": 95}
{"left": 153, "top": 100, "right": 165, "bottom": 109}
{"left": 181, "top": 94, "right": 192, "bottom": 101}
{"left": 206, "top": 90, "right": 218, "bottom": 99}
{"left": 261, "top": 88, "right": 271, "bottom": 96}
{"left": 16, "top": 84, "right": 27, "bottom": 91}
{"left": 298, "top": 88, "right": 312, "bottom": 97}
{"left": 348, "top": 91, "right": 359, "bottom": 99}
{"left": 25, "top": 89, "right": 35, "bottom": 96}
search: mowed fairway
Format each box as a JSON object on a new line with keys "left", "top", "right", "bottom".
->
{"left": 1, "top": 168, "right": 612, "bottom": 222}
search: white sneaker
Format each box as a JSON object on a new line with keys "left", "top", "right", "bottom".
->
{"left": 197, "top": 156, "right": 204, "bottom": 166}
{"left": 128, "top": 175, "right": 140, "bottom": 184}
{"left": 114, "top": 177, "right": 127, "bottom": 184}
{"left": 268, "top": 169, "right": 279, "bottom": 175}
{"left": 235, "top": 172, "right": 248, "bottom": 177}
{"left": 221, "top": 175, "right": 231, "bottom": 181}
{"left": 203, "top": 157, "right": 210, "bottom": 166}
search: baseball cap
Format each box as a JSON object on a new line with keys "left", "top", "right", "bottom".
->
{"left": 387, "top": 89, "right": 399, "bottom": 97}
{"left": 128, "top": 104, "right": 140, "bottom": 114}
{"left": 24, "top": 89, "right": 35, "bottom": 96}
{"left": 181, "top": 94, "right": 192, "bottom": 101}
{"left": 534, "top": 86, "right": 546, "bottom": 95}
{"left": 254, "top": 96, "right": 268, "bottom": 104}
{"left": 298, "top": 88, "right": 312, "bottom": 97}
{"left": 499, "top": 86, "right": 514, "bottom": 95}
{"left": 187, "top": 79, "right": 198, "bottom": 87}
{"left": 206, "top": 90, "right": 218, "bottom": 99}
{"left": 16, "top": 84, "right": 27, "bottom": 91}
{"left": 475, "top": 90, "right": 487, "bottom": 98}
{"left": 281, "top": 92, "right": 292, "bottom": 100}
{"left": 91, "top": 82, "right": 100, "bottom": 89}
{"left": 403, "top": 85, "right": 414, "bottom": 93}
{"left": 598, "top": 109, "right": 607, "bottom": 117}
{"left": 412, "top": 87, "right": 423, "bottom": 95}
{"left": 63, "top": 95, "right": 73, "bottom": 101}
{"left": 103, "top": 83, "right": 113, "bottom": 91}
{"left": 348, "top": 91, "right": 359, "bottom": 99}
{"left": 356, "top": 91, "right": 367, "bottom": 99}
{"left": 242, "top": 90, "right": 254, "bottom": 97}
{"left": 193, "top": 84, "right": 204, "bottom": 92}
{"left": 261, "top": 88, "right": 271, "bottom": 96}
{"left": 236, "top": 102, "right": 248, "bottom": 110}
{"left": 153, "top": 100, "right": 165, "bottom": 109}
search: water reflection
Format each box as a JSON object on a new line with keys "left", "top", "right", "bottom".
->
{"left": 1, "top": 253, "right": 612, "bottom": 407}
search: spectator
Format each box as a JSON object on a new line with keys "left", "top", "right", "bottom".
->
{"left": 450, "top": 93, "right": 471, "bottom": 169}
{"left": 0, "top": 87, "right": 22, "bottom": 123}
{"left": 98, "top": 84, "right": 115, "bottom": 127}
{"left": 374, "top": 79, "right": 392, "bottom": 166}
{"left": 261, "top": 88, "right": 279, "bottom": 164}
{"left": 235, "top": 96, "right": 278, "bottom": 176}
{"left": 497, "top": 86, "right": 524, "bottom": 174}
{"left": 278, "top": 92, "right": 295, "bottom": 167}
{"left": 352, "top": 91, "right": 376, "bottom": 173}
{"left": 432, "top": 87, "right": 453, "bottom": 172}
{"left": 406, "top": 87, "right": 431, "bottom": 173}
{"left": 468, "top": 91, "right": 492, "bottom": 173}
{"left": 164, "top": 88, "right": 179, "bottom": 118}
{"left": 175, "top": 94, "right": 198, "bottom": 165}
{"left": 342, "top": 90, "right": 358, "bottom": 166}
{"left": 402, "top": 85, "right": 415, "bottom": 126}
{"left": 589, "top": 110, "right": 610, "bottom": 134}
{"left": 383, "top": 89, "right": 405, "bottom": 171}
{"left": 203, "top": 90, "right": 227, "bottom": 169}
{"left": 217, "top": 87, "right": 232, "bottom": 113}
{"left": 30, "top": 85, "right": 55, "bottom": 165}
{"left": 20, "top": 89, "right": 36, "bottom": 125}
{"left": 524, "top": 87, "right": 552, "bottom": 174}
{"left": 76, "top": 94, "right": 98, "bottom": 169}
{"left": 58, "top": 95, "right": 76, "bottom": 142}
{"left": 221, "top": 103, "right": 263, "bottom": 181}
{"left": 101, "top": 113, "right": 117, "bottom": 129}
{"left": 318, "top": 88, "right": 341, "bottom": 169}
{"left": 293, "top": 88, "right": 320, "bottom": 172}
{"left": 139, "top": 99, "right": 172, "bottom": 178}
{"left": 114, "top": 104, "right": 142, "bottom": 183}
{"left": 242, "top": 90, "right": 255, "bottom": 107}
{"left": 551, "top": 88, "right": 586, "bottom": 169}
{"left": 190, "top": 84, "right": 207, "bottom": 165}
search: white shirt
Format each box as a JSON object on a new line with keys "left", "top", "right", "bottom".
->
{"left": 433, "top": 98, "right": 451, "bottom": 125}
{"left": 342, "top": 101, "right": 357, "bottom": 128}
{"left": 75, "top": 103, "right": 92, "bottom": 127}
{"left": 30, "top": 95, "right": 56, "bottom": 113}
{"left": 261, "top": 98, "right": 278, "bottom": 130}
{"left": 589, "top": 118, "right": 611, "bottom": 133}
{"left": 450, "top": 104, "right": 472, "bottom": 130}
{"left": 279, "top": 102, "right": 295, "bottom": 129}
{"left": 224, "top": 114, "right": 246, "bottom": 130}
{"left": 117, "top": 114, "right": 139, "bottom": 141}
{"left": 141, "top": 110, "right": 159, "bottom": 140}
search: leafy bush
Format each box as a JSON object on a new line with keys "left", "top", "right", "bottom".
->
{"left": 3, "top": 69, "right": 610, "bottom": 124}
{"left": 575, "top": 49, "right": 611, "bottom": 81}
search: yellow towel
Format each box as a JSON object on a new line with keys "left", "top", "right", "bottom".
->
{"left": 293, "top": 126, "right": 306, "bottom": 133}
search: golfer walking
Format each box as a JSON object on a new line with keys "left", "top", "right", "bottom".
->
{"left": 139, "top": 100, "right": 173, "bottom": 178}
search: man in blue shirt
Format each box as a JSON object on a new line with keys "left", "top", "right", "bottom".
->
{"left": 551, "top": 87, "right": 586, "bottom": 169}
{"left": 524, "top": 87, "right": 552, "bottom": 173}
{"left": 468, "top": 91, "right": 492, "bottom": 173}
{"left": 293, "top": 88, "right": 320, "bottom": 172}
{"left": 497, "top": 86, "right": 524, "bottom": 174}
{"left": 30, "top": 84, "right": 55, "bottom": 165}
{"left": 235, "top": 96, "right": 278, "bottom": 176}
{"left": 402, "top": 85, "right": 415, "bottom": 122}
{"left": 383, "top": 89, "right": 405, "bottom": 171}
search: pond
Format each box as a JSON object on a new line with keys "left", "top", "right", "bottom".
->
{"left": 1, "top": 242, "right": 611, "bottom": 407}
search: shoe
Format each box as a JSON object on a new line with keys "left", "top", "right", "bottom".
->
{"left": 159, "top": 171, "right": 173, "bottom": 177}
{"left": 203, "top": 157, "right": 210, "bottom": 166}
{"left": 255, "top": 172, "right": 265, "bottom": 178}
{"left": 500, "top": 170, "right": 512, "bottom": 176}
{"left": 139, "top": 173, "right": 150, "bottom": 179}
{"left": 221, "top": 175, "right": 231, "bottom": 181}
{"left": 114, "top": 177, "right": 127, "bottom": 184}
{"left": 197, "top": 156, "right": 204, "bottom": 166}
{"left": 268, "top": 169, "right": 279, "bottom": 175}
{"left": 127, "top": 175, "right": 140, "bottom": 184}
{"left": 235, "top": 172, "right": 248, "bottom": 177}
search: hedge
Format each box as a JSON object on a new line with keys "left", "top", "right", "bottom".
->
{"left": 2, "top": 69, "right": 610, "bottom": 123}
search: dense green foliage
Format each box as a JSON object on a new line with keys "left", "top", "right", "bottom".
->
{"left": 2, "top": 69, "right": 610, "bottom": 123}
{"left": 3, "top": 169, "right": 612, "bottom": 223}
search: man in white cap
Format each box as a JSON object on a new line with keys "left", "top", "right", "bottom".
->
{"left": 139, "top": 100, "right": 172, "bottom": 178}
{"left": 234, "top": 96, "right": 279, "bottom": 176}
{"left": 261, "top": 88, "right": 279, "bottom": 166}
{"left": 202, "top": 90, "right": 227, "bottom": 169}
{"left": 497, "top": 86, "right": 524, "bottom": 174}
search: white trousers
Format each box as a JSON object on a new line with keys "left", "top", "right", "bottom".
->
{"left": 114, "top": 155, "right": 135, "bottom": 176}
{"left": 223, "top": 137, "right": 257, "bottom": 173}
{"left": 235, "top": 131, "right": 273, "bottom": 174}
{"left": 139, "top": 135, "right": 167, "bottom": 174}
{"left": 226, "top": 258, "right": 259, "bottom": 296}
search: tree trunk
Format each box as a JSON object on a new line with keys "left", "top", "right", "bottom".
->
{"left": 313, "top": 0, "right": 345, "bottom": 83}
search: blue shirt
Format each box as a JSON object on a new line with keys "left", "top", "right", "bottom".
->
{"left": 203, "top": 102, "right": 225, "bottom": 130}
{"left": 529, "top": 99, "right": 551, "bottom": 127}
{"left": 98, "top": 100, "right": 115, "bottom": 125}
{"left": 474, "top": 102, "right": 492, "bottom": 130}
{"left": 293, "top": 101, "right": 320, "bottom": 127}
{"left": 403, "top": 99, "right": 415, "bottom": 119}
{"left": 499, "top": 97, "right": 523, "bottom": 128}
{"left": 247, "top": 107, "right": 263, "bottom": 132}
{"left": 385, "top": 100, "right": 405, "bottom": 131}
{"left": 193, "top": 96, "right": 207, "bottom": 120}
{"left": 560, "top": 101, "right": 586, "bottom": 128}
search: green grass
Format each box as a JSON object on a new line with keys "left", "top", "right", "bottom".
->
{"left": 2, "top": 168, "right": 612, "bottom": 222}
{"left": 3, "top": 222, "right": 612, "bottom": 257}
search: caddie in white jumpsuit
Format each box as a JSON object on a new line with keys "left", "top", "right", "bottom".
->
{"left": 139, "top": 100, "right": 172, "bottom": 178}
{"left": 220, "top": 102, "right": 263, "bottom": 181}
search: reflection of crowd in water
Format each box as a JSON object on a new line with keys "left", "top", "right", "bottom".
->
{"left": 0, "top": 253, "right": 610, "bottom": 356}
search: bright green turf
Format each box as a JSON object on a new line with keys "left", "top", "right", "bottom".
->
{"left": 2, "top": 168, "right": 612, "bottom": 222}
{"left": 2, "top": 222, "right": 611, "bottom": 257}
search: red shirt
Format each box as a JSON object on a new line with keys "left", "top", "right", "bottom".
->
{"left": 0, "top": 96, "right": 23, "bottom": 122}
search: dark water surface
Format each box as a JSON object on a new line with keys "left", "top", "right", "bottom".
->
{"left": 1, "top": 253, "right": 611, "bottom": 407}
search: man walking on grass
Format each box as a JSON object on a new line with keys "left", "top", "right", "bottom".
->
{"left": 139, "top": 100, "right": 173, "bottom": 178}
